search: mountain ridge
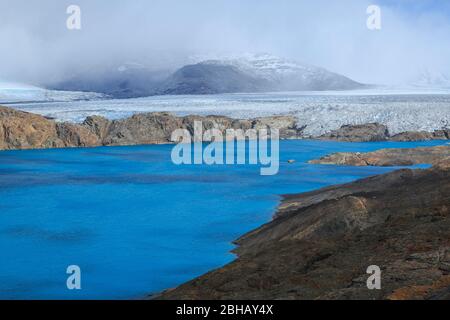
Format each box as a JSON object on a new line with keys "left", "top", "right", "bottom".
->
{"left": 156, "top": 54, "right": 365, "bottom": 95}
{"left": 44, "top": 54, "right": 366, "bottom": 98}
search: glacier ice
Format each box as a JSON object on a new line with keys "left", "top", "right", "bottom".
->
{"left": 5, "top": 89, "right": 450, "bottom": 136}
{"left": 0, "top": 81, "right": 105, "bottom": 104}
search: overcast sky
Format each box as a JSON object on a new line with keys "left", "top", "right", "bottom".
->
{"left": 1, "top": 0, "right": 450, "bottom": 85}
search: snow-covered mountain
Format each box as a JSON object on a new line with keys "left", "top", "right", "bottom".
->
{"left": 44, "top": 54, "right": 365, "bottom": 98}
{"left": 0, "top": 81, "right": 105, "bottom": 104}
{"left": 204, "top": 53, "right": 346, "bottom": 82}
{"left": 158, "top": 54, "right": 365, "bottom": 95}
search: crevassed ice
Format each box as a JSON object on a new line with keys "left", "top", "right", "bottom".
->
{"left": 6, "top": 90, "right": 450, "bottom": 136}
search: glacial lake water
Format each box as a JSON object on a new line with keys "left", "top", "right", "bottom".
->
{"left": 0, "top": 139, "right": 446, "bottom": 299}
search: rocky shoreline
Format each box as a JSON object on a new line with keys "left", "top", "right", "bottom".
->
{"left": 1, "top": 106, "right": 449, "bottom": 151}
{"left": 0, "top": 106, "right": 302, "bottom": 150}
{"left": 309, "top": 145, "right": 450, "bottom": 166}
{"left": 315, "top": 123, "right": 450, "bottom": 142}
{"left": 157, "top": 145, "right": 449, "bottom": 300}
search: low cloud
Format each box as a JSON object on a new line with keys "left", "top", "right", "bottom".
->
{"left": 1, "top": 0, "right": 449, "bottom": 85}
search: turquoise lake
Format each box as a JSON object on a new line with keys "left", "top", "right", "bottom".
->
{"left": 0, "top": 139, "right": 445, "bottom": 299}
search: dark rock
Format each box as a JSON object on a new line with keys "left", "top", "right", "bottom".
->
{"left": 433, "top": 129, "right": 450, "bottom": 140}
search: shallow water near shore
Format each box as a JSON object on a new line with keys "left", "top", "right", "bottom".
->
{"left": 0, "top": 139, "right": 445, "bottom": 299}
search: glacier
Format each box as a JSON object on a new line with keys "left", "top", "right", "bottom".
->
{"left": 0, "top": 81, "right": 105, "bottom": 104}
{"left": 5, "top": 88, "right": 450, "bottom": 136}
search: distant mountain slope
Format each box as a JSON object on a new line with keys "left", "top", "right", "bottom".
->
{"left": 215, "top": 53, "right": 364, "bottom": 91}
{"left": 48, "top": 62, "right": 170, "bottom": 99}
{"left": 156, "top": 63, "right": 271, "bottom": 95}
{"left": 46, "top": 54, "right": 365, "bottom": 98}
{"left": 157, "top": 54, "right": 365, "bottom": 94}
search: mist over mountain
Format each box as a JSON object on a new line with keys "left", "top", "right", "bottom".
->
{"left": 1, "top": 1, "right": 450, "bottom": 90}
{"left": 47, "top": 54, "right": 365, "bottom": 98}
{"left": 47, "top": 62, "right": 171, "bottom": 98}
{"left": 156, "top": 63, "right": 270, "bottom": 95}
{"left": 157, "top": 54, "right": 364, "bottom": 95}
{"left": 410, "top": 69, "right": 450, "bottom": 89}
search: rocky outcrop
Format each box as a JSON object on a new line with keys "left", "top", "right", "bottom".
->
{"left": 100, "top": 113, "right": 303, "bottom": 145}
{"left": 317, "top": 123, "right": 450, "bottom": 142}
{"left": 252, "top": 116, "right": 301, "bottom": 139}
{"left": 0, "top": 106, "right": 65, "bottom": 150}
{"left": 0, "top": 106, "right": 304, "bottom": 150}
{"left": 309, "top": 145, "right": 450, "bottom": 166}
{"left": 390, "top": 130, "right": 450, "bottom": 142}
{"left": 390, "top": 131, "right": 434, "bottom": 142}
{"left": 1, "top": 106, "right": 449, "bottom": 151}
{"left": 157, "top": 158, "right": 450, "bottom": 300}
{"left": 82, "top": 115, "right": 111, "bottom": 141}
{"left": 434, "top": 129, "right": 450, "bottom": 140}
{"left": 317, "top": 123, "right": 390, "bottom": 142}
{"left": 0, "top": 106, "right": 103, "bottom": 150}
{"left": 102, "top": 112, "right": 184, "bottom": 146}
{"left": 56, "top": 122, "right": 102, "bottom": 147}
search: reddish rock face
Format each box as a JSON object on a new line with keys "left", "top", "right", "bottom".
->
{"left": 0, "top": 106, "right": 304, "bottom": 150}
{"left": 0, "top": 106, "right": 103, "bottom": 150}
{"left": 0, "top": 106, "right": 64, "bottom": 150}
